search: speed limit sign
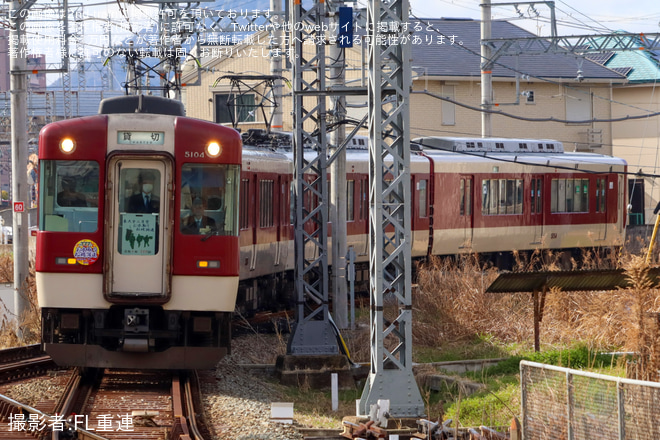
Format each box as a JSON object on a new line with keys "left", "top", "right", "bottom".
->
{"left": 13, "top": 201, "right": 24, "bottom": 213}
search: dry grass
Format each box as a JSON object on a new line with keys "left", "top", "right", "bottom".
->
{"left": 0, "top": 255, "right": 40, "bottom": 349}
{"left": 414, "top": 250, "right": 660, "bottom": 380}
{"left": 414, "top": 254, "right": 530, "bottom": 345}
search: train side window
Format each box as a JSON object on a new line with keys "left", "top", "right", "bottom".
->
{"left": 240, "top": 178, "right": 250, "bottom": 230}
{"left": 418, "top": 179, "right": 427, "bottom": 218}
{"left": 481, "top": 178, "right": 522, "bottom": 215}
{"left": 551, "top": 178, "right": 589, "bottom": 213}
{"left": 39, "top": 160, "right": 100, "bottom": 233}
{"left": 465, "top": 179, "right": 472, "bottom": 215}
{"left": 179, "top": 164, "right": 241, "bottom": 236}
{"left": 531, "top": 178, "right": 542, "bottom": 213}
{"left": 596, "top": 178, "right": 606, "bottom": 213}
{"left": 359, "top": 178, "right": 368, "bottom": 221}
{"left": 347, "top": 180, "right": 355, "bottom": 221}
{"left": 515, "top": 180, "right": 524, "bottom": 214}
{"left": 259, "top": 180, "right": 274, "bottom": 228}
{"left": 289, "top": 181, "right": 295, "bottom": 225}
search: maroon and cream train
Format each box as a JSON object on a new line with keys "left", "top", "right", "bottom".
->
{"left": 238, "top": 133, "right": 627, "bottom": 313}
{"left": 36, "top": 95, "right": 627, "bottom": 369}
{"left": 37, "top": 96, "right": 242, "bottom": 369}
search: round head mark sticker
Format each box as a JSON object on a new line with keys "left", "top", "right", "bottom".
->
{"left": 73, "top": 239, "right": 100, "bottom": 265}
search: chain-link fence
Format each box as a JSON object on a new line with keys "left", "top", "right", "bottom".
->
{"left": 520, "top": 360, "right": 660, "bottom": 439}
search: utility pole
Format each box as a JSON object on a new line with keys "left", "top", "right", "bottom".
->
{"left": 330, "top": 1, "right": 348, "bottom": 329}
{"left": 269, "top": 0, "right": 283, "bottom": 131}
{"left": 10, "top": 0, "right": 33, "bottom": 334}
{"left": 481, "top": 0, "right": 493, "bottom": 137}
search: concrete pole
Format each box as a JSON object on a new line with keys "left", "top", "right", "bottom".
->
{"left": 480, "top": 0, "right": 492, "bottom": 137}
{"left": 10, "top": 1, "right": 31, "bottom": 334}
{"left": 270, "top": 0, "right": 283, "bottom": 131}
{"left": 330, "top": 2, "right": 348, "bottom": 329}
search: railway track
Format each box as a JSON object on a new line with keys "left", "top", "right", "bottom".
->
{"left": 0, "top": 345, "right": 56, "bottom": 383}
{"left": 0, "top": 356, "right": 209, "bottom": 440}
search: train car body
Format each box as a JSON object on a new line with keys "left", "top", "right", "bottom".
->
{"left": 235, "top": 135, "right": 626, "bottom": 313}
{"left": 415, "top": 137, "right": 626, "bottom": 261}
{"left": 37, "top": 101, "right": 627, "bottom": 368}
{"left": 37, "top": 96, "right": 242, "bottom": 369}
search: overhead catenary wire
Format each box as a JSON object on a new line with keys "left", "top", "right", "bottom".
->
{"left": 409, "top": 12, "right": 660, "bottom": 117}
{"left": 413, "top": 90, "right": 660, "bottom": 124}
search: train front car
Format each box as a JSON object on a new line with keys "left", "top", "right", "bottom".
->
{"left": 36, "top": 96, "right": 242, "bottom": 369}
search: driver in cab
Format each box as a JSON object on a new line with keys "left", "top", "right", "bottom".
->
{"left": 181, "top": 197, "right": 217, "bottom": 235}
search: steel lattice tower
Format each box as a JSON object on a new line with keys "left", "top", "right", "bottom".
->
{"left": 359, "top": 0, "right": 424, "bottom": 417}
{"left": 287, "top": 0, "right": 338, "bottom": 355}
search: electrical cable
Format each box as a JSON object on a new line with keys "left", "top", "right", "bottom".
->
{"left": 413, "top": 90, "right": 660, "bottom": 124}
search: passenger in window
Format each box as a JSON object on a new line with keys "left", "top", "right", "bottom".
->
{"left": 127, "top": 171, "right": 159, "bottom": 213}
{"left": 57, "top": 176, "right": 87, "bottom": 207}
{"left": 182, "top": 198, "right": 217, "bottom": 235}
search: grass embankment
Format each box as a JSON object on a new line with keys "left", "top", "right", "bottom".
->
{"left": 408, "top": 250, "right": 660, "bottom": 428}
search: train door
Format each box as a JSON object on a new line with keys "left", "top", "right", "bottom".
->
{"left": 628, "top": 179, "right": 644, "bottom": 226}
{"left": 459, "top": 176, "right": 473, "bottom": 248}
{"left": 530, "top": 175, "right": 543, "bottom": 244}
{"left": 598, "top": 175, "right": 616, "bottom": 241}
{"left": 106, "top": 157, "right": 171, "bottom": 297}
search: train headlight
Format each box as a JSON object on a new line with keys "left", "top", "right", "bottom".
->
{"left": 60, "top": 138, "right": 76, "bottom": 153}
{"left": 206, "top": 142, "right": 221, "bottom": 157}
{"left": 197, "top": 260, "right": 220, "bottom": 268}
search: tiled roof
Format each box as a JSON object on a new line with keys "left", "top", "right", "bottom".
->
{"left": 410, "top": 18, "right": 626, "bottom": 81}
{"left": 579, "top": 33, "right": 660, "bottom": 83}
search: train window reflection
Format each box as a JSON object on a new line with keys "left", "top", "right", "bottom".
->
{"left": 39, "top": 160, "right": 100, "bottom": 232}
{"left": 180, "top": 164, "right": 240, "bottom": 236}
{"left": 550, "top": 178, "right": 590, "bottom": 213}
{"left": 481, "top": 178, "right": 523, "bottom": 215}
{"left": 117, "top": 168, "right": 161, "bottom": 255}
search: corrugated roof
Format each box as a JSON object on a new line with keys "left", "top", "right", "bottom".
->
{"left": 486, "top": 268, "right": 660, "bottom": 293}
{"left": 410, "top": 19, "right": 626, "bottom": 81}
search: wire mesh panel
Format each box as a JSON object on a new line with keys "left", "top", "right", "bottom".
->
{"left": 571, "top": 374, "right": 619, "bottom": 439}
{"left": 521, "top": 364, "right": 568, "bottom": 439}
{"left": 622, "top": 383, "right": 660, "bottom": 438}
{"left": 521, "top": 361, "right": 660, "bottom": 440}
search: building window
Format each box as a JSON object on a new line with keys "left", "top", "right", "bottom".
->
{"left": 214, "top": 93, "right": 256, "bottom": 124}
{"left": 565, "top": 88, "right": 592, "bottom": 124}
{"left": 441, "top": 85, "right": 455, "bottom": 126}
{"left": 525, "top": 90, "right": 535, "bottom": 104}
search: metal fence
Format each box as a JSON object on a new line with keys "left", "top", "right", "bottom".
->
{"left": 520, "top": 360, "right": 660, "bottom": 440}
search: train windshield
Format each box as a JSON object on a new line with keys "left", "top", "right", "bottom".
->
{"left": 39, "top": 160, "right": 100, "bottom": 232}
{"left": 180, "top": 164, "right": 240, "bottom": 236}
{"left": 117, "top": 168, "right": 161, "bottom": 255}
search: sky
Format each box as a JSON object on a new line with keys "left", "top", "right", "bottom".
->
{"left": 408, "top": 0, "right": 660, "bottom": 36}
{"left": 15, "top": 0, "right": 660, "bottom": 64}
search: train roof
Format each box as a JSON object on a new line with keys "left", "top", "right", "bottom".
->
{"left": 413, "top": 136, "right": 565, "bottom": 154}
{"left": 99, "top": 95, "right": 186, "bottom": 116}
